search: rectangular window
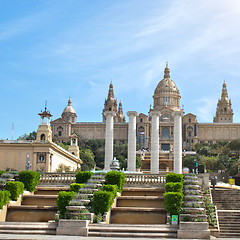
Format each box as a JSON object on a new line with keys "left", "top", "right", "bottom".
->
{"left": 58, "top": 131, "right": 62, "bottom": 136}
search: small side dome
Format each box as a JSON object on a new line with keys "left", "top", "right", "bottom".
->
{"left": 63, "top": 98, "right": 76, "bottom": 114}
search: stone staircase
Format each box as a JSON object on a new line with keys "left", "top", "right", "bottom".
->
{"left": 212, "top": 188, "right": 240, "bottom": 238}
{"left": 89, "top": 187, "right": 177, "bottom": 238}
{"left": 89, "top": 224, "right": 178, "bottom": 238}
{"left": 0, "top": 186, "right": 67, "bottom": 234}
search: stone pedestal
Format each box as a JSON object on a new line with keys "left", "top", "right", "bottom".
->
{"left": 127, "top": 111, "right": 138, "bottom": 172}
{"left": 149, "top": 111, "right": 161, "bottom": 174}
{"left": 104, "top": 111, "right": 116, "bottom": 171}
{"left": 172, "top": 111, "right": 183, "bottom": 174}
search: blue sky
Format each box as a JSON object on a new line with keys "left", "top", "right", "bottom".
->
{"left": 1, "top": 0, "right": 240, "bottom": 139}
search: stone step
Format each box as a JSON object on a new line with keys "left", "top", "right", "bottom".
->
{"left": 111, "top": 207, "right": 167, "bottom": 224}
{"left": 0, "top": 222, "right": 57, "bottom": 235}
{"left": 122, "top": 188, "right": 164, "bottom": 197}
{"left": 117, "top": 196, "right": 164, "bottom": 208}
{"left": 35, "top": 186, "right": 69, "bottom": 195}
{"left": 89, "top": 224, "right": 177, "bottom": 233}
{"left": 6, "top": 206, "right": 57, "bottom": 222}
{"left": 88, "top": 231, "right": 177, "bottom": 238}
{"left": 220, "top": 232, "right": 240, "bottom": 238}
{"left": 0, "top": 229, "right": 56, "bottom": 235}
{"left": 22, "top": 195, "right": 58, "bottom": 207}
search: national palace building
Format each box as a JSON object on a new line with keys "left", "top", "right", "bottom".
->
{"left": 51, "top": 64, "right": 240, "bottom": 171}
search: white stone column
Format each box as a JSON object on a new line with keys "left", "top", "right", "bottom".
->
{"left": 104, "top": 111, "right": 116, "bottom": 170}
{"left": 127, "top": 111, "right": 138, "bottom": 172}
{"left": 150, "top": 111, "right": 161, "bottom": 174}
{"left": 172, "top": 111, "right": 184, "bottom": 174}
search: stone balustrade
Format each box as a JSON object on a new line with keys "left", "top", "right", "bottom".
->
{"left": 39, "top": 172, "right": 166, "bottom": 186}
{"left": 39, "top": 172, "right": 76, "bottom": 185}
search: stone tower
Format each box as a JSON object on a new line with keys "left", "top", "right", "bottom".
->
{"left": 68, "top": 133, "right": 80, "bottom": 157}
{"left": 36, "top": 107, "right": 52, "bottom": 143}
{"left": 213, "top": 81, "right": 233, "bottom": 123}
{"left": 117, "top": 101, "right": 125, "bottom": 122}
{"left": 62, "top": 98, "right": 77, "bottom": 123}
{"left": 102, "top": 82, "right": 125, "bottom": 122}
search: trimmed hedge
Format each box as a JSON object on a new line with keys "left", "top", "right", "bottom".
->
{"left": 102, "top": 184, "right": 117, "bottom": 198}
{"left": 5, "top": 181, "right": 24, "bottom": 201}
{"left": 166, "top": 173, "right": 183, "bottom": 183}
{"left": 93, "top": 191, "right": 114, "bottom": 215}
{"left": 105, "top": 171, "right": 125, "bottom": 192}
{"left": 19, "top": 171, "right": 40, "bottom": 192}
{"left": 75, "top": 171, "right": 93, "bottom": 184}
{"left": 70, "top": 183, "right": 83, "bottom": 193}
{"left": 0, "top": 190, "right": 10, "bottom": 209}
{"left": 57, "top": 191, "right": 75, "bottom": 217}
{"left": 165, "top": 182, "right": 183, "bottom": 193}
{"left": 163, "top": 192, "right": 183, "bottom": 215}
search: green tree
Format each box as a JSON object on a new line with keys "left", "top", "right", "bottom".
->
{"left": 80, "top": 149, "right": 95, "bottom": 171}
{"left": 183, "top": 155, "right": 197, "bottom": 172}
{"left": 136, "top": 156, "right": 142, "bottom": 169}
{"left": 18, "top": 131, "right": 37, "bottom": 140}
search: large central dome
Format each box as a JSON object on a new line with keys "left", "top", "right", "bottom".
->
{"left": 153, "top": 63, "right": 181, "bottom": 111}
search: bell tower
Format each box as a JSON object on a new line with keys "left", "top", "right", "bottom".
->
{"left": 36, "top": 106, "right": 53, "bottom": 143}
{"left": 68, "top": 133, "right": 80, "bottom": 157}
{"left": 213, "top": 81, "right": 233, "bottom": 123}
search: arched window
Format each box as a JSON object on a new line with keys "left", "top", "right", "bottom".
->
{"left": 162, "top": 128, "right": 170, "bottom": 139}
{"left": 140, "top": 118, "right": 143, "bottom": 123}
{"left": 40, "top": 134, "right": 45, "bottom": 143}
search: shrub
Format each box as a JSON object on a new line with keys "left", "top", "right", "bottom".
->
{"left": 0, "top": 171, "right": 6, "bottom": 176}
{"left": 75, "top": 171, "right": 93, "bottom": 184}
{"left": 165, "top": 182, "right": 183, "bottom": 193}
{"left": 57, "top": 191, "right": 75, "bottom": 217}
{"left": 5, "top": 181, "right": 24, "bottom": 201}
{"left": 0, "top": 190, "right": 10, "bottom": 209}
{"left": 69, "top": 183, "right": 83, "bottom": 193}
{"left": 166, "top": 173, "right": 183, "bottom": 183}
{"left": 163, "top": 192, "right": 183, "bottom": 215}
{"left": 102, "top": 184, "right": 118, "bottom": 198}
{"left": 105, "top": 171, "right": 125, "bottom": 192}
{"left": 93, "top": 191, "right": 114, "bottom": 215}
{"left": 18, "top": 171, "right": 40, "bottom": 192}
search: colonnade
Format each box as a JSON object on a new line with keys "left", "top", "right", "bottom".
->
{"left": 104, "top": 110, "right": 183, "bottom": 174}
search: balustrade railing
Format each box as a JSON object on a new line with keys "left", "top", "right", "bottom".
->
{"left": 125, "top": 173, "right": 166, "bottom": 185}
{"left": 39, "top": 172, "right": 76, "bottom": 185}
{"left": 39, "top": 172, "right": 166, "bottom": 186}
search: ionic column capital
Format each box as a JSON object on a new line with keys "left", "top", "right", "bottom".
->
{"left": 127, "top": 111, "right": 138, "bottom": 117}
{"left": 172, "top": 111, "right": 184, "bottom": 117}
{"left": 104, "top": 111, "right": 116, "bottom": 117}
{"left": 149, "top": 111, "right": 161, "bottom": 117}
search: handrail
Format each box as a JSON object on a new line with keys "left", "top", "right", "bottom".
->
{"left": 125, "top": 173, "right": 166, "bottom": 185}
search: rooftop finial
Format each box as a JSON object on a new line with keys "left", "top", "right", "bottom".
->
{"left": 68, "top": 97, "right": 72, "bottom": 105}
{"left": 164, "top": 62, "right": 170, "bottom": 78}
{"left": 45, "top": 100, "right": 47, "bottom": 111}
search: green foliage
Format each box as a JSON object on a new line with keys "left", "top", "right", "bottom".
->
{"left": 163, "top": 192, "right": 183, "bottom": 215}
{"left": 55, "top": 164, "right": 71, "bottom": 173}
{"left": 5, "top": 181, "right": 24, "bottom": 201}
{"left": 17, "top": 131, "right": 37, "bottom": 140}
{"left": 93, "top": 191, "right": 114, "bottom": 215}
{"left": 183, "top": 155, "right": 197, "bottom": 172}
{"left": 18, "top": 171, "right": 40, "bottom": 192}
{"left": 114, "top": 143, "right": 128, "bottom": 169}
{"left": 136, "top": 156, "right": 142, "bottom": 169}
{"left": 165, "top": 182, "right": 183, "bottom": 193}
{"left": 69, "top": 183, "right": 83, "bottom": 193}
{"left": 93, "top": 213, "right": 103, "bottom": 223}
{"left": 166, "top": 173, "right": 183, "bottom": 183}
{"left": 80, "top": 149, "right": 95, "bottom": 171}
{"left": 0, "top": 171, "right": 7, "bottom": 176}
{"left": 102, "top": 184, "right": 117, "bottom": 198}
{"left": 105, "top": 171, "right": 125, "bottom": 192}
{"left": 0, "top": 190, "right": 10, "bottom": 209}
{"left": 57, "top": 191, "right": 75, "bottom": 217}
{"left": 75, "top": 171, "right": 94, "bottom": 183}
